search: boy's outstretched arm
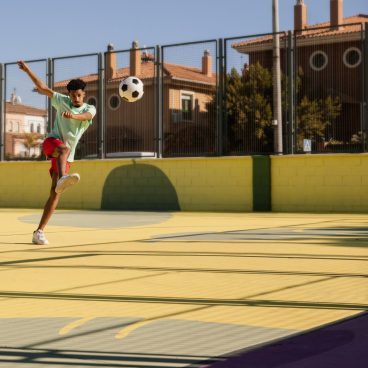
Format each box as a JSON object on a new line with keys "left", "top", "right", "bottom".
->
{"left": 62, "top": 111, "right": 93, "bottom": 121}
{"left": 17, "top": 60, "right": 54, "bottom": 98}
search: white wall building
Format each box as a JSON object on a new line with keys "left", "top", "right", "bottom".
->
{"left": 5, "top": 90, "right": 47, "bottom": 157}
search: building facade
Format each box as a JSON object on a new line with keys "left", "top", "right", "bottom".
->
{"left": 5, "top": 90, "right": 47, "bottom": 158}
{"left": 232, "top": 0, "right": 367, "bottom": 152}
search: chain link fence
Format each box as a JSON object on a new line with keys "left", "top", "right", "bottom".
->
{"left": 294, "top": 23, "right": 365, "bottom": 153}
{"left": 161, "top": 40, "right": 218, "bottom": 157}
{"left": 104, "top": 45, "right": 156, "bottom": 158}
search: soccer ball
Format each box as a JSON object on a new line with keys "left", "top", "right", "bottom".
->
{"left": 119, "top": 76, "right": 144, "bottom": 103}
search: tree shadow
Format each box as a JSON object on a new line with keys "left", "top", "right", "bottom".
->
{"left": 101, "top": 163, "right": 180, "bottom": 211}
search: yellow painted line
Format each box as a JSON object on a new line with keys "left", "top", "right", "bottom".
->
{"left": 115, "top": 305, "right": 211, "bottom": 340}
{"left": 116, "top": 319, "right": 153, "bottom": 340}
{"left": 59, "top": 317, "right": 95, "bottom": 335}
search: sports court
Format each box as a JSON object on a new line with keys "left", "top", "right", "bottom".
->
{"left": 0, "top": 209, "right": 367, "bottom": 367}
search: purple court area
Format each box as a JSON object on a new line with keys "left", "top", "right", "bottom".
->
{"left": 205, "top": 312, "right": 368, "bottom": 368}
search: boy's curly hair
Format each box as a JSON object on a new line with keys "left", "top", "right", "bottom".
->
{"left": 67, "top": 79, "right": 86, "bottom": 91}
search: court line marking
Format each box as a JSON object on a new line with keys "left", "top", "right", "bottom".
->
{"left": 114, "top": 276, "right": 337, "bottom": 340}
{"left": 59, "top": 317, "right": 95, "bottom": 335}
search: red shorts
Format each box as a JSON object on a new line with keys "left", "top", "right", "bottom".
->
{"left": 43, "top": 137, "right": 71, "bottom": 177}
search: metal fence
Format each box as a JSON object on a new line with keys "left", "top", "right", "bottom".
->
{"left": 224, "top": 32, "right": 289, "bottom": 155}
{"left": 294, "top": 23, "right": 366, "bottom": 153}
{"left": 0, "top": 22, "right": 367, "bottom": 161}
{"left": 161, "top": 39, "right": 218, "bottom": 157}
{"left": 104, "top": 45, "right": 157, "bottom": 159}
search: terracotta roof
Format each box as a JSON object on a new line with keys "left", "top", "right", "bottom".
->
{"left": 163, "top": 63, "right": 216, "bottom": 85}
{"left": 232, "top": 14, "right": 368, "bottom": 51}
{"left": 5, "top": 102, "right": 47, "bottom": 116}
{"left": 54, "top": 61, "right": 216, "bottom": 88}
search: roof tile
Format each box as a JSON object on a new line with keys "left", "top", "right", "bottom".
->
{"left": 232, "top": 14, "right": 368, "bottom": 49}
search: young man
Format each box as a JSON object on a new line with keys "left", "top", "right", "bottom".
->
{"left": 17, "top": 61, "right": 96, "bottom": 245}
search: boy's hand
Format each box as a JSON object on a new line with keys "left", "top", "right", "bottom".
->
{"left": 17, "top": 60, "right": 30, "bottom": 73}
{"left": 62, "top": 112, "right": 74, "bottom": 119}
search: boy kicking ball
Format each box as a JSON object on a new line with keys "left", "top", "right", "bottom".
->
{"left": 18, "top": 61, "right": 96, "bottom": 245}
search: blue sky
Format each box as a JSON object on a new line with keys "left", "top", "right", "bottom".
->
{"left": 1, "top": 0, "right": 367, "bottom": 107}
{"left": 1, "top": 0, "right": 367, "bottom": 62}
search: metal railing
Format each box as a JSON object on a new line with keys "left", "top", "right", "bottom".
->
{"left": 0, "top": 22, "right": 367, "bottom": 161}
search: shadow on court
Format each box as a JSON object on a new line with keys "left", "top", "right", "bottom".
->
{"left": 204, "top": 312, "right": 368, "bottom": 368}
{"left": 0, "top": 347, "right": 218, "bottom": 367}
{"left": 1, "top": 210, "right": 368, "bottom": 367}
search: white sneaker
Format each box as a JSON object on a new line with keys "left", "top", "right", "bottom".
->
{"left": 55, "top": 173, "right": 80, "bottom": 194}
{"left": 32, "top": 229, "right": 49, "bottom": 245}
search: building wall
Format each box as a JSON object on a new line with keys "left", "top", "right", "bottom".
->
{"left": 249, "top": 40, "right": 363, "bottom": 100}
{"left": 5, "top": 113, "right": 23, "bottom": 133}
{"left": 5, "top": 112, "right": 46, "bottom": 156}
{"left": 295, "top": 41, "right": 363, "bottom": 101}
{"left": 89, "top": 80, "right": 156, "bottom": 155}
{"left": 249, "top": 39, "right": 363, "bottom": 146}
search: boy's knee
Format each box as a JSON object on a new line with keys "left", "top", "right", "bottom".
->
{"left": 53, "top": 145, "right": 69, "bottom": 157}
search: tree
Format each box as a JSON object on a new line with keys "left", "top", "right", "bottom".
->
{"left": 295, "top": 67, "right": 341, "bottom": 151}
{"left": 224, "top": 63, "right": 341, "bottom": 153}
{"left": 225, "top": 63, "right": 273, "bottom": 153}
{"left": 23, "top": 133, "right": 40, "bottom": 157}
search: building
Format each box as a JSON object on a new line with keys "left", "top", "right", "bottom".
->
{"left": 232, "top": 0, "right": 367, "bottom": 151}
{"left": 5, "top": 90, "right": 47, "bottom": 158}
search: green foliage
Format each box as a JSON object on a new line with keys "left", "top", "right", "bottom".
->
{"left": 224, "top": 62, "right": 341, "bottom": 153}
{"left": 296, "top": 91, "right": 341, "bottom": 150}
{"left": 225, "top": 63, "right": 273, "bottom": 152}
{"left": 23, "top": 133, "right": 42, "bottom": 157}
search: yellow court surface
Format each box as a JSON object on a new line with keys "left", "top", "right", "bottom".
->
{"left": 0, "top": 209, "right": 367, "bottom": 367}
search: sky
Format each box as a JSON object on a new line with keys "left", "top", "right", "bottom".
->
{"left": 0, "top": 0, "right": 367, "bottom": 62}
{"left": 1, "top": 0, "right": 367, "bottom": 107}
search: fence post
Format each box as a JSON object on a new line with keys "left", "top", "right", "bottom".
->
{"left": 222, "top": 39, "right": 228, "bottom": 156}
{"left": 155, "top": 45, "right": 163, "bottom": 158}
{"left": 217, "top": 38, "right": 224, "bottom": 156}
{"left": 98, "top": 53, "right": 105, "bottom": 159}
{"left": 0, "top": 64, "right": 4, "bottom": 161}
{"left": 47, "top": 58, "right": 53, "bottom": 134}
{"left": 364, "top": 23, "right": 368, "bottom": 152}
{"left": 287, "top": 31, "right": 295, "bottom": 155}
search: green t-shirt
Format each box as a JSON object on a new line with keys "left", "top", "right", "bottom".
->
{"left": 48, "top": 92, "right": 96, "bottom": 162}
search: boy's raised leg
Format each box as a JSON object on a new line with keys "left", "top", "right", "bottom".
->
{"left": 54, "top": 145, "right": 80, "bottom": 194}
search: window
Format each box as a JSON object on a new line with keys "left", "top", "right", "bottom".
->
{"left": 309, "top": 51, "right": 328, "bottom": 71}
{"left": 37, "top": 124, "right": 41, "bottom": 134}
{"left": 343, "top": 47, "right": 362, "bottom": 68}
{"left": 87, "top": 96, "right": 97, "bottom": 106}
{"left": 181, "top": 93, "right": 193, "bottom": 121}
{"left": 109, "top": 94, "right": 120, "bottom": 110}
{"left": 30, "top": 123, "right": 34, "bottom": 133}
